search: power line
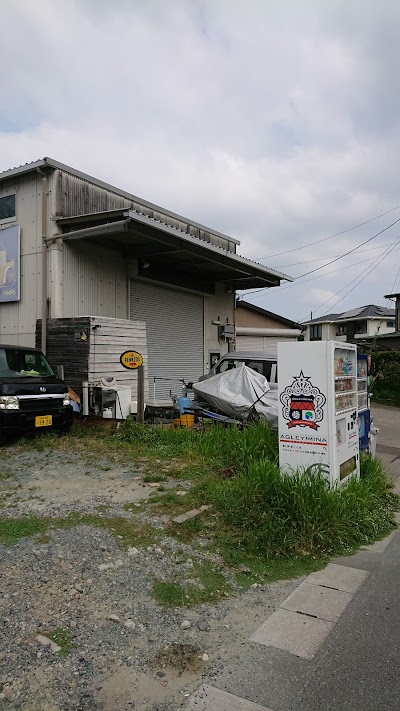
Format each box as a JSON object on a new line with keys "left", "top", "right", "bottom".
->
{"left": 388, "top": 265, "right": 400, "bottom": 296}
{"left": 253, "top": 202, "right": 400, "bottom": 261}
{"left": 318, "top": 239, "right": 400, "bottom": 318}
{"left": 301, "top": 237, "right": 400, "bottom": 321}
{"left": 384, "top": 263, "right": 400, "bottom": 311}
{"left": 274, "top": 242, "right": 393, "bottom": 268}
{"left": 302, "top": 237, "right": 399, "bottom": 319}
{"left": 294, "top": 217, "right": 400, "bottom": 280}
{"left": 247, "top": 246, "right": 400, "bottom": 301}
{"left": 249, "top": 242, "right": 400, "bottom": 298}
{"left": 244, "top": 218, "right": 400, "bottom": 298}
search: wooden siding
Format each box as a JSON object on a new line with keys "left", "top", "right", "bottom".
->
{"left": 36, "top": 316, "right": 148, "bottom": 401}
{"left": 236, "top": 305, "right": 297, "bottom": 329}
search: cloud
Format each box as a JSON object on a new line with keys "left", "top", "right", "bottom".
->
{"left": 1, "top": 0, "right": 400, "bottom": 319}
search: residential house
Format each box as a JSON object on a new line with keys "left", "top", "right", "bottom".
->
{"left": 303, "top": 305, "right": 395, "bottom": 343}
{"left": 235, "top": 300, "right": 302, "bottom": 352}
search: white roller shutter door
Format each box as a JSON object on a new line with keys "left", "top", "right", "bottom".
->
{"left": 130, "top": 281, "right": 204, "bottom": 399}
{"left": 236, "top": 335, "right": 278, "bottom": 353}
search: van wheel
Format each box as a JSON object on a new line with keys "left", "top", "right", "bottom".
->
{"left": 0, "top": 427, "right": 7, "bottom": 446}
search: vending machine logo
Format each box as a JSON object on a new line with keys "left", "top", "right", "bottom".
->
{"left": 280, "top": 371, "right": 326, "bottom": 430}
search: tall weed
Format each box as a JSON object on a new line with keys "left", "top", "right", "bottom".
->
{"left": 203, "top": 454, "right": 397, "bottom": 558}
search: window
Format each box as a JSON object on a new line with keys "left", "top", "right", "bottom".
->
{"left": 215, "top": 357, "right": 277, "bottom": 383}
{"left": 336, "top": 324, "right": 347, "bottom": 336}
{"left": 0, "top": 348, "right": 54, "bottom": 378}
{"left": 386, "top": 321, "right": 395, "bottom": 328}
{"left": 310, "top": 324, "right": 322, "bottom": 340}
{"left": 0, "top": 194, "right": 16, "bottom": 224}
{"left": 353, "top": 320, "right": 367, "bottom": 334}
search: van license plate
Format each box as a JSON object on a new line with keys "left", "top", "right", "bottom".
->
{"left": 35, "top": 415, "right": 53, "bottom": 427}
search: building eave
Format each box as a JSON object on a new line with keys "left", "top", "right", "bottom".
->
{"left": 57, "top": 210, "right": 292, "bottom": 291}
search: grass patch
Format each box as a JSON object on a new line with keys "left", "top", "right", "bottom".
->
{"left": 148, "top": 491, "right": 197, "bottom": 517}
{"left": 0, "top": 512, "right": 158, "bottom": 548}
{"left": 200, "top": 453, "right": 398, "bottom": 559}
{"left": 41, "top": 628, "right": 77, "bottom": 656}
{"left": 115, "top": 420, "right": 278, "bottom": 478}
{"left": 143, "top": 474, "right": 167, "bottom": 483}
{"left": 0, "top": 516, "right": 50, "bottom": 546}
{"left": 152, "top": 561, "right": 231, "bottom": 607}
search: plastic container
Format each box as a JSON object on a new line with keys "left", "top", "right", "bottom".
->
{"left": 180, "top": 414, "right": 195, "bottom": 428}
{"left": 173, "top": 413, "right": 195, "bottom": 428}
{"left": 177, "top": 397, "right": 191, "bottom": 414}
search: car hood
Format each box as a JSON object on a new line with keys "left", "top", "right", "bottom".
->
{"left": 0, "top": 376, "right": 67, "bottom": 396}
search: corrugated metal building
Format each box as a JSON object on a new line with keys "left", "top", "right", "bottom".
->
{"left": 0, "top": 158, "right": 291, "bottom": 397}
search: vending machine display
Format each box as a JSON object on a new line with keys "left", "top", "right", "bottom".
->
{"left": 278, "top": 341, "right": 360, "bottom": 486}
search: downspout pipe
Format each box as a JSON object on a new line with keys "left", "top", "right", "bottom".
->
{"left": 39, "top": 173, "right": 49, "bottom": 354}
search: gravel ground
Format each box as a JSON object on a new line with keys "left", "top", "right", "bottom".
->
{"left": 0, "top": 438, "right": 299, "bottom": 710}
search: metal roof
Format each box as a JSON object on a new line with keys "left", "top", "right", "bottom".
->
{"left": 57, "top": 209, "right": 291, "bottom": 291}
{"left": 302, "top": 313, "right": 342, "bottom": 325}
{"left": 304, "top": 305, "right": 395, "bottom": 325}
{"left": 0, "top": 157, "right": 240, "bottom": 245}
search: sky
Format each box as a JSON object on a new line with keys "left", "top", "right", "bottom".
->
{"left": 1, "top": 0, "right": 400, "bottom": 322}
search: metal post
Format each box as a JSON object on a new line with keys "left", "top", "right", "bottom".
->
{"left": 137, "top": 365, "right": 145, "bottom": 424}
{"left": 82, "top": 381, "right": 89, "bottom": 416}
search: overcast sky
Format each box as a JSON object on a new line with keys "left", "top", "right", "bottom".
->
{"left": 1, "top": 0, "right": 400, "bottom": 321}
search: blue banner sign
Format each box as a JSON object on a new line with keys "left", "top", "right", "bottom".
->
{"left": 0, "top": 225, "right": 20, "bottom": 302}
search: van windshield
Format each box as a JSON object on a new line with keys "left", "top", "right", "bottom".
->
{"left": 0, "top": 348, "right": 54, "bottom": 378}
{"left": 216, "top": 358, "right": 276, "bottom": 383}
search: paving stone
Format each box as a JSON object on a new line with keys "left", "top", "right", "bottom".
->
{"left": 173, "top": 505, "right": 210, "bottom": 524}
{"left": 187, "top": 684, "right": 272, "bottom": 710}
{"left": 250, "top": 608, "right": 333, "bottom": 660}
{"left": 280, "top": 581, "right": 352, "bottom": 622}
{"left": 305, "top": 563, "right": 369, "bottom": 593}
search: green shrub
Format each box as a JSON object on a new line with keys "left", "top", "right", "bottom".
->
{"left": 367, "top": 349, "right": 400, "bottom": 406}
{"left": 203, "top": 454, "right": 397, "bottom": 558}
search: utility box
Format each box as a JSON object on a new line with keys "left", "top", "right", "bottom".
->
{"left": 278, "top": 341, "right": 360, "bottom": 486}
{"left": 36, "top": 316, "right": 149, "bottom": 406}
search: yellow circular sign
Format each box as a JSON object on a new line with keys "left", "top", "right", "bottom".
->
{"left": 120, "top": 351, "right": 143, "bottom": 369}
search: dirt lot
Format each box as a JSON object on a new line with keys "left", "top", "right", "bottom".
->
{"left": 0, "top": 432, "right": 298, "bottom": 710}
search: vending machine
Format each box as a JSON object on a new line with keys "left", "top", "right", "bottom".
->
{"left": 357, "top": 353, "right": 370, "bottom": 451}
{"left": 278, "top": 341, "right": 360, "bottom": 486}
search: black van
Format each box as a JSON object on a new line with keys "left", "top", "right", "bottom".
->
{"left": 0, "top": 344, "right": 73, "bottom": 445}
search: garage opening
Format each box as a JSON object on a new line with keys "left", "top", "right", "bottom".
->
{"left": 130, "top": 280, "right": 204, "bottom": 399}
